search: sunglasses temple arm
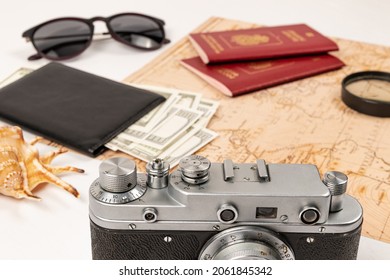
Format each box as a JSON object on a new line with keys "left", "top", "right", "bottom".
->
{"left": 27, "top": 53, "right": 43, "bottom": 61}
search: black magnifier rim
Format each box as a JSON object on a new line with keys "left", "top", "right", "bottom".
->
{"left": 341, "top": 71, "right": 390, "bottom": 117}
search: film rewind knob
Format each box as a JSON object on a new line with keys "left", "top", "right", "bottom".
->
{"left": 323, "top": 171, "right": 348, "bottom": 212}
{"left": 90, "top": 157, "right": 146, "bottom": 204}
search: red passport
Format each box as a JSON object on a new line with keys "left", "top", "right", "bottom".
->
{"left": 180, "top": 55, "right": 344, "bottom": 97}
{"left": 189, "top": 24, "right": 339, "bottom": 64}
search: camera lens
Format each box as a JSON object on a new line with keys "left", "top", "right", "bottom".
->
{"left": 199, "top": 226, "right": 295, "bottom": 260}
{"left": 217, "top": 204, "right": 238, "bottom": 224}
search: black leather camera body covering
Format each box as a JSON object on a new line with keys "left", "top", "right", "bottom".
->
{"left": 90, "top": 219, "right": 362, "bottom": 260}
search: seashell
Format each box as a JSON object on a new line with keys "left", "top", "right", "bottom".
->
{"left": 0, "top": 126, "right": 84, "bottom": 200}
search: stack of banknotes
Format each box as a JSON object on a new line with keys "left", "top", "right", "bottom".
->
{"left": 106, "top": 84, "right": 219, "bottom": 167}
{"left": 0, "top": 68, "right": 33, "bottom": 88}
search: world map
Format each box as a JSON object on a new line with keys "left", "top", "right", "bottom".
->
{"left": 113, "top": 17, "right": 390, "bottom": 243}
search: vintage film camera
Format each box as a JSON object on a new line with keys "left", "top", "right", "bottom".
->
{"left": 89, "top": 155, "right": 363, "bottom": 260}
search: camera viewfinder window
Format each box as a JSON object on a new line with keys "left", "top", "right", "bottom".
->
{"left": 256, "top": 207, "right": 278, "bottom": 219}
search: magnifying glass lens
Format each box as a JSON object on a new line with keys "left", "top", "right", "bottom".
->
{"left": 342, "top": 71, "right": 390, "bottom": 117}
{"left": 346, "top": 79, "right": 390, "bottom": 102}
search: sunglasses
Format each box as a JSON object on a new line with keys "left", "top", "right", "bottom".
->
{"left": 22, "top": 13, "right": 170, "bottom": 61}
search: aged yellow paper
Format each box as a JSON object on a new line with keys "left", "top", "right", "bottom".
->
{"left": 119, "top": 17, "right": 390, "bottom": 243}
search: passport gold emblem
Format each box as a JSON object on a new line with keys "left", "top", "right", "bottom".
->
{"left": 248, "top": 62, "right": 273, "bottom": 70}
{"left": 231, "top": 34, "right": 270, "bottom": 46}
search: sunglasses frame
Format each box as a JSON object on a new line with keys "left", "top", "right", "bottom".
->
{"left": 22, "top": 13, "right": 170, "bottom": 61}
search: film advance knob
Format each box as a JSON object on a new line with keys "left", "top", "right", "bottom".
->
{"left": 179, "top": 155, "right": 211, "bottom": 184}
{"left": 99, "top": 157, "right": 137, "bottom": 193}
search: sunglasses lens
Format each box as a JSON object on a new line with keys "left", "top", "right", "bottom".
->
{"left": 109, "top": 15, "right": 165, "bottom": 49}
{"left": 32, "top": 20, "right": 92, "bottom": 60}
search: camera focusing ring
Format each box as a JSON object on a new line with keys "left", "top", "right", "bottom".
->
{"left": 199, "top": 226, "right": 295, "bottom": 260}
{"left": 210, "top": 241, "right": 281, "bottom": 260}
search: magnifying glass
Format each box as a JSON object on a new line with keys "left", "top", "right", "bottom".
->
{"left": 341, "top": 71, "right": 390, "bottom": 117}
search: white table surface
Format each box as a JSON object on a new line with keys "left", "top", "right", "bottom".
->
{"left": 1, "top": 0, "right": 390, "bottom": 259}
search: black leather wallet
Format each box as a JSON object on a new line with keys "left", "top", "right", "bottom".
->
{"left": 0, "top": 63, "right": 165, "bottom": 157}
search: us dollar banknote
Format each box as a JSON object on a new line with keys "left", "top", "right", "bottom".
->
{"left": 0, "top": 67, "right": 34, "bottom": 88}
{"left": 105, "top": 85, "right": 219, "bottom": 167}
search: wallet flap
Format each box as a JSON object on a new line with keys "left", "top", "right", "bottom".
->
{"left": 0, "top": 63, "right": 165, "bottom": 156}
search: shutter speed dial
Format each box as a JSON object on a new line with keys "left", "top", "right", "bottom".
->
{"left": 90, "top": 157, "right": 146, "bottom": 204}
{"left": 179, "top": 155, "right": 211, "bottom": 184}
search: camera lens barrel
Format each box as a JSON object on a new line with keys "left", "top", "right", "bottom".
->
{"left": 211, "top": 242, "right": 281, "bottom": 260}
{"left": 199, "top": 226, "right": 295, "bottom": 260}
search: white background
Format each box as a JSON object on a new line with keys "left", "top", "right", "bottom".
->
{"left": 1, "top": 0, "right": 390, "bottom": 260}
{"left": 2, "top": 0, "right": 390, "bottom": 81}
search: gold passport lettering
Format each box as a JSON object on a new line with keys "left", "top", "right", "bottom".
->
{"left": 217, "top": 68, "right": 239, "bottom": 79}
{"left": 247, "top": 62, "right": 273, "bottom": 70}
{"left": 282, "top": 30, "right": 306, "bottom": 42}
{"left": 305, "top": 32, "right": 315, "bottom": 38}
{"left": 230, "top": 34, "right": 270, "bottom": 46}
{"left": 201, "top": 34, "right": 224, "bottom": 54}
